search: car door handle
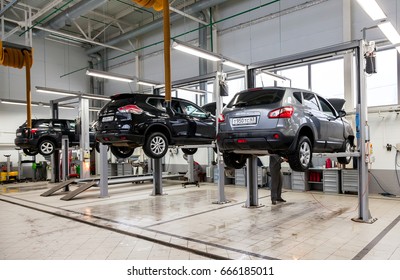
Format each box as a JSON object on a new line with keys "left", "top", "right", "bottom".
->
{"left": 305, "top": 111, "right": 314, "bottom": 117}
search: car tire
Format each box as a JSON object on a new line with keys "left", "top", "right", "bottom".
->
{"left": 23, "top": 148, "right": 38, "bottom": 156}
{"left": 110, "top": 146, "right": 134, "bottom": 158}
{"left": 288, "top": 136, "right": 312, "bottom": 172}
{"left": 222, "top": 153, "right": 247, "bottom": 169}
{"left": 181, "top": 148, "right": 198, "bottom": 155}
{"left": 143, "top": 132, "right": 168, "bottom": 159}
{"left": 38, "top": 139, "right": 56, "bottom": 156}
{"left": 94, "top": 142, "right": 109, "bottom": 153}
{"left": 337, "top": 138, "right": 352, "bottom": 165}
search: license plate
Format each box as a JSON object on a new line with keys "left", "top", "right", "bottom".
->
{"left": 102, "top": 116, "right": 114, "bottom": 122}
{"left": 232, "top": 116, "right": 257, "bottom": 126}
{"left": 16, "top": 132, "right": 22, "bottom": 136}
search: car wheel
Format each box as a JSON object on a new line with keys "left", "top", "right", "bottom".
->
{"left": 181, "top": 148, "right": 198, "bottom": 155}
{"left": 143, "top": 132, "right": 168, "bottom": 159}
{"left": 337, "top": 138, "right": 352, "bottom": 165}
{"left": 222, "top": 153, "right": 247, "bottom": 169}
{"left": 288, "top": 136, "right": 312, "bottom": 172}
{"left": 110, "top": 146, "right": 134, "bottom": 158}
{"left": 94, "top": 142, "right": 109, "bottom": 153}
{"left": 38, "top": 139, "right": 56, "bottom": 156}
{"left": 23, "top": 148, "right": 38, "bottom": 156}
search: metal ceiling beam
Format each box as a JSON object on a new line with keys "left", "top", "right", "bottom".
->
{"left": 35, "top": 26, "right": 130, "bottom": 52}
{"left": 86, "top": 0, "right": 229, "bottom": 55}
{"left": 0, "top": 0, "right": 19, "bottom": 17}
{"left": 35, "top": 0, "right": 107, "bottom": 36}
{"left": 28, "top": 0, "right": 64, "bottom": 22}
{"left": 169, "top": 6, "right": 208, "bottom": 25}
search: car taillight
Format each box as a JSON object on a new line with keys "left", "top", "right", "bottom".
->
{"left": 118, "top": 104, "right": 143, "bottom": 114}
{"left": 218, "top": 114, "right": 225, "bottom": 123}
{"left": 31, "top": 128, "right": 38, "bottom": 134}
{"left": 268, "top": 106, "right": 294, "bottom": 119}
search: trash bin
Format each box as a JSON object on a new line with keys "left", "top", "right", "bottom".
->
{"left": 283, "top": 171, "right": 292, "bottom": 189}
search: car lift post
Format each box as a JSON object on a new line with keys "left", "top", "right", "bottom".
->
{"left": 213, "top": 70, "right": 229, "bottom": 204}
{"left": 79, "top": 97, "right": 90, "bottom": 179}
{"left": 50, "top": 101, "right": 60, "bottom": 183}
{"left": 187, "top": 154, "right": 194, "bottom": 182}
{"left": 61, "top": 136, "right": 69, "bottom": 191}
{"left": 152, "top": 158, "right": 164, "bottom": 195}
{"left": 353, "top": 40, "right": 375, "bottom": 223}
{"left": 98, "top": 143, "right": 109, "bottom": 198}
{"left": 244, "top": 155, "right": 263, "bottom": 208}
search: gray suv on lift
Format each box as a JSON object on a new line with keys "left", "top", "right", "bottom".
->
{"left": 217, "top": 87, "right": 354, "bottom": 172}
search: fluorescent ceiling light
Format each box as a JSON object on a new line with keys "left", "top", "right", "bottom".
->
{"left": 36, "top": 86, "right": 77, "bottom": 97}
{"left": 86, "top": 69, "right": 135, "bottom": 83}
{"left": 81, "top": 94, "right": 110, "bottom": 101}
{"left": 172, "top": 40, "right": 221, "bottom": 62}
{"left": 58, "top": 105, "right": 75, "bottom": 110}
{"left": 222, "top": 60, "right": 246, "bottom": 71}
{"left": 172, "top": 40, "right": 247, "bottom": 71}
{"left": 36, "top": 86, "right": 109, "bottom": 101}
{"left": 356, "top": 0, "right": 386, "bottom": 21}
{"left": 137, "top": 80, "right": 164, "bottom": 87}
{"left": 1, "top": 100, "right": 38, "bottom": 106}
{"left": 378, "top": 21, "right": 400, "bottom": 45}
{"left": 0, "top": 99, "right": 74, "bottom": 109}
{"left": 260, "top": 70, "right": 289, "bottom": 83}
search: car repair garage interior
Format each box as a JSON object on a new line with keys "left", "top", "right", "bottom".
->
{"left": 1, "top": 0, "right": 400, "bottom": 262}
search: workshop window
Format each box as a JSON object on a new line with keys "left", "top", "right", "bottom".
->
{"left": 366, "top": 48, "right": 398, "bottom": 107}
{"left": 277, "top": 65, "right": 308, "bottom": 90}
{"left": 311, "top": 58, "right": 344, "bottom": 99}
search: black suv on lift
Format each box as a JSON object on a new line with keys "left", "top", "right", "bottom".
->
{"left": 95, "top": 93, "right": 216, "bottom": 158}
{"left": 15, "top": 119, "right": 95, "bottom": 156}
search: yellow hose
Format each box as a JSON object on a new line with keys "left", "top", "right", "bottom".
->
{"left": 132, "top": 0, "right": 163, "bottom": 11}
{"left": 0, "top": 41, "right": 33, "bottom": 128}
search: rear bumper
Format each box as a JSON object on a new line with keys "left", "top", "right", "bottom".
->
{"left": 217, "top": 130, "right": 296, "bottom": 154}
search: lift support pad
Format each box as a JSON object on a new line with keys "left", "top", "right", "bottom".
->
{"left": 40, "top": 179, "right": 76, "bottom": 197}
{"left": 60, "top": 181, "right": 98, "bottom": 201}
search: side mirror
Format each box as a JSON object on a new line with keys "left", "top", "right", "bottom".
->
{"left": 338, "top": 110, "right": 346, "bottom": 118}
{"left": 205, "top": 112, "right": 211, "bottom": 118}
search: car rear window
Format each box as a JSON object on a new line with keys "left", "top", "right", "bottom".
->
{"left": 227, "top": 89, "right": 285, "bottom": 108}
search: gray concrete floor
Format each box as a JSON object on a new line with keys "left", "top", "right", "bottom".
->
{"left": 1, "top": 179, "right": 400, "bottom": 260}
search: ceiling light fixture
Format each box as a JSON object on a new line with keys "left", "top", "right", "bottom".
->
{"left": 86, "top": 69, "right": 136, "bottom": 83}
{"left": 36, "top": 86, "right": 110, "bottom": 101}
{"left": 0, "top": 99, "right": 74, "bottom": 109}
{"left": 172, "top": 39, "right": 222, "bottom": 62}
{"left": 137, "top": 81, "right": 161, "bottom": 87}
{"left": 81, "top": 94, "right": 110, "bottom": 101}
{"left": 378, "top": 21, "right": 400, "bottom": 45}
{"left": 222, "top": 60, "right": 247, "bottom": 71}
{"left": 1, "top": 100, "right": 38, "bottom": 106}
{"left": 260, "top": 70, "right": 290, "bottom": 83}
{"left": 356, "top": 0, "right": 386, "bottom": 21}
{"left": 36, "top": 86, "right": 78, "bottom": 96}
{"left": 172, "top": 39, "right": 247, "bottom": 71}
